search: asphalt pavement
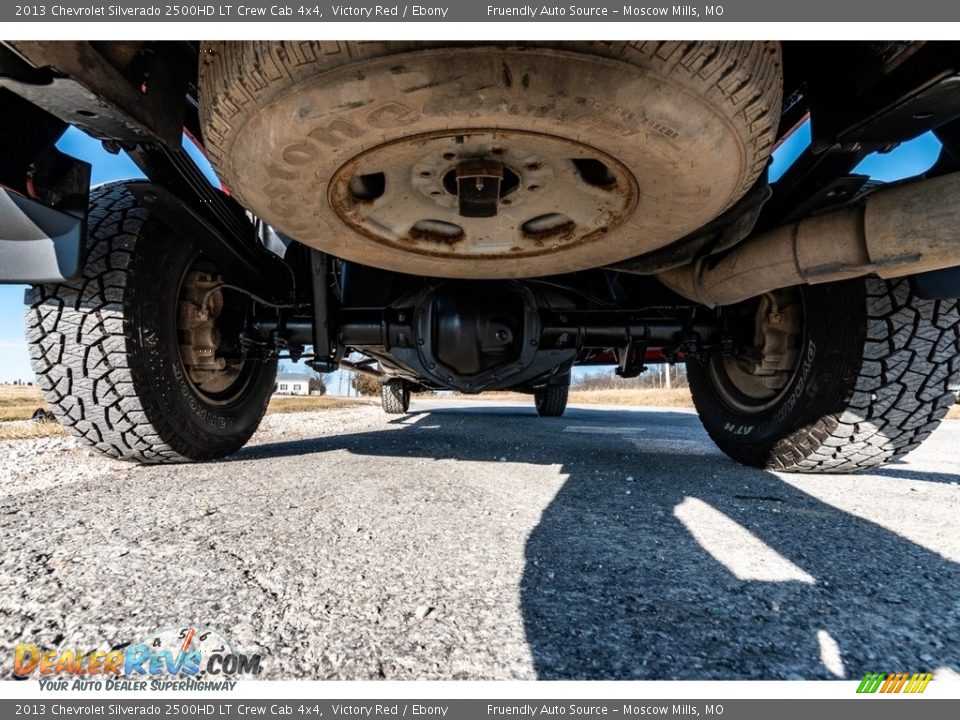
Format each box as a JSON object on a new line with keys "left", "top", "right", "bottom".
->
{"left": 1, "top": 399, "right": 959, "bottom": 680}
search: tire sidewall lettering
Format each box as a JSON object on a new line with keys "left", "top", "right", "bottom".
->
{"left": 755, "top": 339, "right": 817, "bottom": 437}
{"left": 272, "top": 101, "right": 420, "bottom": 180}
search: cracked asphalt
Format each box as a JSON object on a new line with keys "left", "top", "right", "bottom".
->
{"left": 1, "top": 399, "right": 959, "bottom": 680}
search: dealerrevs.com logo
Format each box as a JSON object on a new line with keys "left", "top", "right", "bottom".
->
{"left": 14, "top": 626, "right": 262, "bottom": 691}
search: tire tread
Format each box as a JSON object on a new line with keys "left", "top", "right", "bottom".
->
{"left": 692, "top": 278, "right": 960, "bottom": 473}
{"left": 535, "top": 385, "right": 569, "bottom": 418}
{"left": 779, "top": 279, "right": 960, "bottom": 472}
{"left": 199, "top": 41, "right": 782, "bottom": 218}
{"left": 25, "top": 183, "right": 268, "bottom": 464}
{"left": 381, "top": 380, "right": 410, "bottom": 414}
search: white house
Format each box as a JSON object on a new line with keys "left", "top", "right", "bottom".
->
{"left": 274, "top": 372, "right": 312, "bottom": 396}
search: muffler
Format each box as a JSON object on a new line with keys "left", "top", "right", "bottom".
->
{"left": 657, "top": 171, "right": 960, "bottom": 307}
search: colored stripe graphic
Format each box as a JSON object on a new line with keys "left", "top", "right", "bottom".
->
{"left": 887, "top": 673, "right": 908, "bottom": 693}
{"left": 856, "top": 672, "right": 886, "bottom": 693}
{"left": 857, "top": 672, "right": 932, "bottom": 694}
{"left": 907, "top": 673, "right": 933, "bottom": 693}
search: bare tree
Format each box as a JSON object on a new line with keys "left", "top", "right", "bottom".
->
{"left": 351, "top": 373, "right": 381, "bottom": 396}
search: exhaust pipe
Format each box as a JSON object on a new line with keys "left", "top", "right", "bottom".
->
{"left": 657, "top": 171, "right": 960, "bottom": 307}
{"left": 338, "top": 358, "right": 385, "bottom": 380}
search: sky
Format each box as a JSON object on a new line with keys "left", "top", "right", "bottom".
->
{"left": 0, "top": 121, "right": 945, "bottom": 385}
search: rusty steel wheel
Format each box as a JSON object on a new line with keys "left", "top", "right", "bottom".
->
{"left": 707, "top": 288, "right": 804, "bottom": 415}
{"left": 177, "top": 265, "right": 251, "bottom": 403}
{"left": 328, "top": 131, "right": 637, "bottom": 265}
{"left": 200, "top": 41, "right": 783, "bottom": 278}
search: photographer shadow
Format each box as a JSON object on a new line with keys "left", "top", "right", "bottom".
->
{"left": 242, "top": 403, "right": 960, "bottom": 679}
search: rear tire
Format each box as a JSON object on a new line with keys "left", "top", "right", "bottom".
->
{"left": 535, "top": 385, "right": 568, "bottom": 418}
{"left": 25, "top": 183, "right": 277, "bottom": 463}
{"left": 687, "top": 278, "right": 960, "bottom": 473}
{"left": 381, "top": 379, "right": 411, "bottom": 414}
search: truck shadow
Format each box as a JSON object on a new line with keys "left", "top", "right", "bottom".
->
{"left": 239, "top": 404, "right": 960, "bottom": 679}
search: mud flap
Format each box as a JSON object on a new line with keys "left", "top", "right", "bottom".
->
{"left": 0, "top": 188, "right": 85, "bottom": 283}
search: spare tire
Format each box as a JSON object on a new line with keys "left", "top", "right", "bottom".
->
{"left": 199, "top": 41, "right": 782, "bottom": 278}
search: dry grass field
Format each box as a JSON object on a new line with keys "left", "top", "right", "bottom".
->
{"left": 0, "top": 417, "right": 64, "bottom": 441}
{"left": 2, "top": 382, "right": 958, "bottom": 441}
{"left": 451, "top": 388, "right": 695, "bottom": 408}
{"left": 452, "top": 386, "right": 960, "bottom": 418}
{"left": 0, "top": 387, "right": 373, "bottom": 440}
{"left": 0, "top": 385, "right": 47, "bottom": 422}
{"left": 267, "top": 395, "right": 374, "bottom": 413}
{"left": 0, "top": 385, "right": 61, "bottom": 439}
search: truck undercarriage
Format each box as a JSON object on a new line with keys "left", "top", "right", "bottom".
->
{"left": 2, "top": 41, "right": 959, "bottom": 471}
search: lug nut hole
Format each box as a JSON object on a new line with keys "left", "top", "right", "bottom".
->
{"left": 572, "top": 158, "right": 617, "bottom": 188}
{"left": 522, "top": 213, "right": 575, "bottom": 238}
{"left": 348, "top": 172, "right": 386, "bottom": 201}
{"left": 410, "top": 219, "right": 464, "bottom": 243}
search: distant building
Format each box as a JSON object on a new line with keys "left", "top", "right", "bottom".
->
{"left": 275, "top": 372, "right": 312, "bottom": 396}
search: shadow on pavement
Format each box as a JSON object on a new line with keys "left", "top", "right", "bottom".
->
{"left": 238, "top": 404, "right": 960, "bottom": 680}
{"left": 868, "top": 465, "right": 960, "bottom": 485}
